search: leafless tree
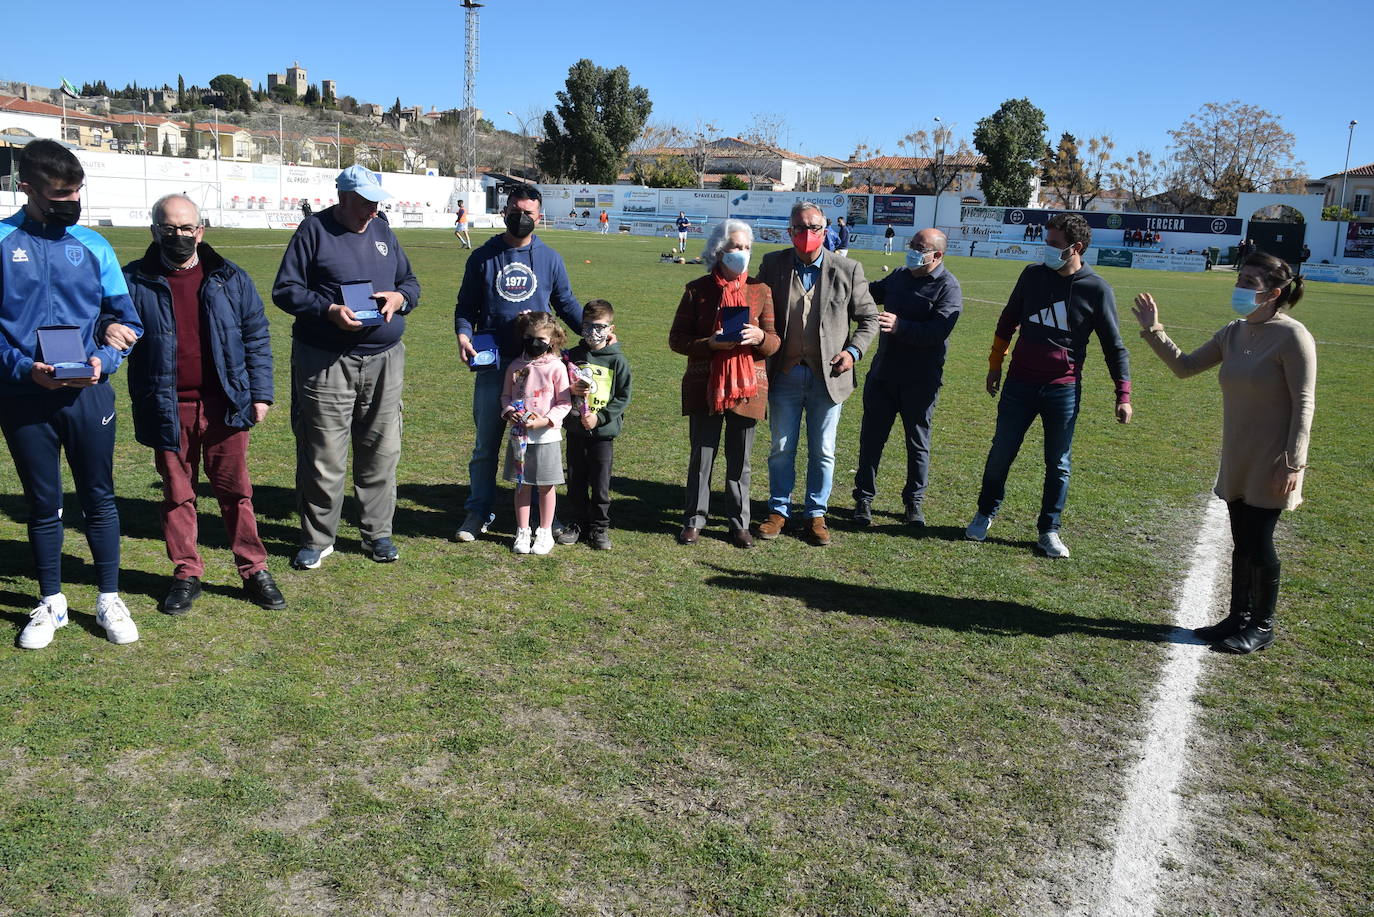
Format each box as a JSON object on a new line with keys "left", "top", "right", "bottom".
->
{"left": 736, "top": 113, "right": 786, "bottom": 190}
{"left": 897, "top": 122, "right": 975, "bottom": 196}
{"left": 1040, "top": 132, "right": 1115, "bottom": 209}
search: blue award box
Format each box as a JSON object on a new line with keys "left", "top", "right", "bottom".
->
{"left": 36, "top": 325, "right": 93, "bottom": 379}
{"left": 468, "top": 332, "right": 499, "bottom": 371}
{"left": 716, "top": 306, "right": 749, "bottom": 342}
{"left": 341, "top": 280, "right": 384, "bottom": 326}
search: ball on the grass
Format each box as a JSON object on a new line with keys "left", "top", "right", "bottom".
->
{"left": 882, "top": 265, "right": 889, "bottom": 272}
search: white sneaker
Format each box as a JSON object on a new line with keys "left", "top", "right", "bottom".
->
{"left": 512, "top": 527, "right": 532, "bottom": 554}
{"left": 1037, "top": 531, "right": 1071, "bottom": 558}
{"left": 532, "top": 527, "right": 554, "bottom": 555}
{"left": 965, "top": 513, "right": 993, "bottom": 542}
{"left": 96, "top": 594, "right": 140, "bottom": 644}
{"left": 455, "top": 511, "right": 494, "bottom": 543}
{"left": 19, "top": 594, "right": 68, "bottom": 650}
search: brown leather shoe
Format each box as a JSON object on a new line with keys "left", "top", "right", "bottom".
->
{"left": 730, "top": 528, "right": 754, "bottom": 549}
{"left": 756, "top": 512, "right": 787, "bottom": 540}
{"left": 678, "top": 526, "right": 700, "bottom": 545}
{"left": 805, "top": 515, "right": 831, "bottom": 547}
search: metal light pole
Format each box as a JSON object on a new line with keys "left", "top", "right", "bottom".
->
{"left": 1334, "top": 119, "right": 1358, "bottom": 258}
{"left": 460, "top": 1, "right": 483, "bottom": 194}
{"left": 932, "top": 116, "right": 945, "bottom": 228}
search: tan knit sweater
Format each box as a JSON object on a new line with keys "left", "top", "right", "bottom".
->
{"left": 1141, "top": 313, "right": 1316, "bottom": 509}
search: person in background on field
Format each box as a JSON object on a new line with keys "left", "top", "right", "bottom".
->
{"left": 557, "top": 299, "right": 632, "bottom": 550}
{"left": 1, "top": 139, "right": 143, "bottom": 649}
{"left": 115, "top": 193, "right": 285, "bottom": 616}
{"left": 852, "top": 228, "right": 962, "bottom": 530}
{"left": 1132, "top": 251, "right": 1315, "bottom": 654}
{"left": 823, "top": 219, "right": 838, "bottom": 252}
{"left": 676, "top": 211, "right": 691, "bottom": 253}
{"left": 669, "top": 219, "right": 780, "bottom": 549}
{"left": 501, "top": 312, "right": 572, "bottom": 555}
{"left": 272, "top": 165, "right": 420, "bottom": 570}
{"left": 453, "top": 184, "right": 582, "bottom": 542}
{"left": 454, "top": 200, "right": 472, "bottom": 249}
{"left": 965, "top": 212, "right": 1132, "bottom": 558}
{"left": 884, "top": 224, "right": 895, "bottom": 254}
{"left": 598, "top": 209, "right": 610, "bottom": 234}
{"left": 835, "top": 216, "right": 850, "bottom": 257}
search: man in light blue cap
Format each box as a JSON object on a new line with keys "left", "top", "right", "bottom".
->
{"left": 272, "top": 165, "right": 421, "bottom": 569}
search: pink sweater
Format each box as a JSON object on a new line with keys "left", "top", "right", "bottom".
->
{"left": 502, "top": 354, "right": 572, "bottom": 443}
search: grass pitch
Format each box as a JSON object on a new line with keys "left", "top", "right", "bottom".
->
{"left": 1, "top": 226, "right": 1370, "bottom": 916}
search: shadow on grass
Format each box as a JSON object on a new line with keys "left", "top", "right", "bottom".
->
{"left": 702, "top": 564, "right": 1182, "bottom": 643}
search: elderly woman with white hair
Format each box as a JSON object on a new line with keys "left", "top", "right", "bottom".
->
{"left": 669, "top": 219, "right": 781, "bottom": 548}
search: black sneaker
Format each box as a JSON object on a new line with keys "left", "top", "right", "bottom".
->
{"left": 161, "top": 576, "right": 201, "bottom": 616}
{"left": 244, "top": 570, "right": 287, "bottom": 610}
{"left": 361, "top": 537, "right": 399, "bottom": 563}
{"left": 904, "top": 502, "right": 925, "bottom": 527}
{"left": 853, "top": 498, "right": 873, "bottom": 527}
{"left": 588, "top": 527, "right": 612, "bottom": 551}
{"left": 554, "top": 523, "right": 582, "bottom": 546}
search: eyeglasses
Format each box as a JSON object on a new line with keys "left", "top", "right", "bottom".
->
{"left": 585, "top": 323, "right": 612, "bottom": 333}
{"left": 154, "top": 223, "right": 200, "bottom": 237}
{"left": 910, "top": 246, "right": 937, "bottom": 255}
{"left": 789, "top": 224, "right": 824, "bottom": 234}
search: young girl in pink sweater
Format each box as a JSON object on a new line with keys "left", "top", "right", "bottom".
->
{"left": 501, "top": 313, "right": 573, "bottom": 554}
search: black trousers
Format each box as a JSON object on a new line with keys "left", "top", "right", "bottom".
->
{"left": 566, "top": 436, "right": 614, "bottom": 529}
{"left": 1227, "top": 499, "right": 1281, "bottom": 572}
{"left": 852, "top": 370, "right": 941, "bottom": 506}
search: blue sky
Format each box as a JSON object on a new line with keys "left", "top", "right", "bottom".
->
{"left": 9, "top": 0, "right": 1368, "bottom": 178}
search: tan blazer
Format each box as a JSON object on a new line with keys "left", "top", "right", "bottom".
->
{"left": 757, "top": 248, "right": 880, "bottom": 403}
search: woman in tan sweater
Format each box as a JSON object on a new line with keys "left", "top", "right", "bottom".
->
{"left": 1132, "top": 251, "right": 1316, "bottom": 654}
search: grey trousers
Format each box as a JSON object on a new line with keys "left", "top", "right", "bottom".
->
{"left": 684, "top": 411, "right": 756, "bottom": 531}
{"left": 291, "top": 339, "right": 404, "bottom": 549}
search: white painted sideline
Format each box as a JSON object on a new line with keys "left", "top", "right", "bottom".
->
{"left": 1099, "top": 497, "right": 1231, "bottom": 916}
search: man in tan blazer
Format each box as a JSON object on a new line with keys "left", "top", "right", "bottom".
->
{"left": 755, "top": 201, "right": 879, "bottom": 546}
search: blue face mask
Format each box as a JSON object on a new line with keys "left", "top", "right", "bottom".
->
{"left": 1231, "top": 287, "right": 1263, "bottom": 316}
{"left": 1043, "top": 244, "right": 1072, "bottom": 270}
{"left": 720, "top": 249, "right": 750, "bottom": 275}
{"left": 906, "top": 249, "right": 932, "bottom": 270}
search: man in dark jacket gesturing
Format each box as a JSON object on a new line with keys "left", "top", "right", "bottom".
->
{"left": 112, "top": 193, "right": 284, "bottom": 614}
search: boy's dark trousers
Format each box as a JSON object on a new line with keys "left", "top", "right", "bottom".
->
{"left": 566, "top": 435, "right": 614, "bottom": 530}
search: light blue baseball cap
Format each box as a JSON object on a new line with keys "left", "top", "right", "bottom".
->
{"left": 335, "top": 165, "right": 391, "bottom": 202}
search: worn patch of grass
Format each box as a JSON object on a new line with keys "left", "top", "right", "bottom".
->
{"left": 0, "top": 226, "right": 1368, "bottom": 916}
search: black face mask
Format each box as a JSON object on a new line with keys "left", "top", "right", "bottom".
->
{"left": 523, "top": 336, "right": 551, "bottom": 357}
{"left": 158, "top": 234, "right": 198, "bottom": 263}
{"left": 505, "top": 210, "right": 536, "bottom": 238}
{"left": 40, "top": 198, "right": 82, "bottom": 228}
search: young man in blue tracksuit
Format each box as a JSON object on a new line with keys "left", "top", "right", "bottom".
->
{"left": 453, "top": 184, "right": 582, "bottom": 541}
{"left": 0, "top": 139, "right": 143, "bottom": 649}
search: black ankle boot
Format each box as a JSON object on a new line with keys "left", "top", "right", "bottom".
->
{"left": 1219, "top": 565, "right": 1279, "bottom": 654}
{"left": 1195, "top": 558, "right": 1252, "bottom": 642}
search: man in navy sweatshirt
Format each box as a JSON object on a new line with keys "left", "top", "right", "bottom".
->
{"left": 965, "top": 212, "right": 1131, "bottom": 558}
{"left": 453, "top": 184, "right": 582, "bottom": 542}
{"left": 272, "top": 165, "right": 420, "bottom": 569}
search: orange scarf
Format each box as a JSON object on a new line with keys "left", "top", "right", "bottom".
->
{"left": 708, "top": 270, "right": 758, "bottom": 414}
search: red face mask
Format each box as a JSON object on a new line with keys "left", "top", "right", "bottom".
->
{"left": 791, "top": 228, "right": 822, "bottom": 257}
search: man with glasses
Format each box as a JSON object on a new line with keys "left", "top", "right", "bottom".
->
{"left": 107, "top": 194, "right": 284, "bottom": 615}
{"left": 273, "top": 165, "right": 420, "bottom": 569}
{"left": 1, "top": 139, "right": 143, "bottom": 648}
{"left": 453, "top": 184, "right": 582, "bottom": 542}
{"left": 756, "top": 201, "right": 879, "bottom": 546}
{"left": 851, "top": 228, "right": 962, "bottom": 529}
{"left": 966, "top": 212, "right": 1132, "bottom": 558}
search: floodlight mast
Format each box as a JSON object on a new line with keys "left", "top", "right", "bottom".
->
{"left": 461, "top": 0, "right": 483, "bottom": 190}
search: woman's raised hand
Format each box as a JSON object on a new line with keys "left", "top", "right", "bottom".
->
{"left": 1132, "top": 292, "right": 1160, "bottom": 330}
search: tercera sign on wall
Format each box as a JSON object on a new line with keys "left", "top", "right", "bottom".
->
{"left": 1004, "top": 208, "right": 1243, "bottom": 235}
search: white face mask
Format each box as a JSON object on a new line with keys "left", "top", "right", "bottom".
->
{"left": 719, "top": 249, "right": 750, "bottom": 275}
{"left": 1043, "top": 244, "right": 1073, "bottom": 270}
{"left": 1231, "top": 287, "right": 1263, "bottom": 316}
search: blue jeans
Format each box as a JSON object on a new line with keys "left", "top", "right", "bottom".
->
{"left": 464, "top": 361, "right": 509, "bottom": 517}
{"left": 976, "top": 378, "right": 1081, "bottom": 533}
{"left": 767, "top": 364, "right": 843, "bottom": 518}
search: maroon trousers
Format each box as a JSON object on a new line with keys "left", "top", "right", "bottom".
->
{"left": 156, "top": 398, "right": 267, "bottom": 580}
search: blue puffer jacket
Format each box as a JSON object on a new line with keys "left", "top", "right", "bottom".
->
{"left": 122, "top": 242, "right": 274, "bottom": 451}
